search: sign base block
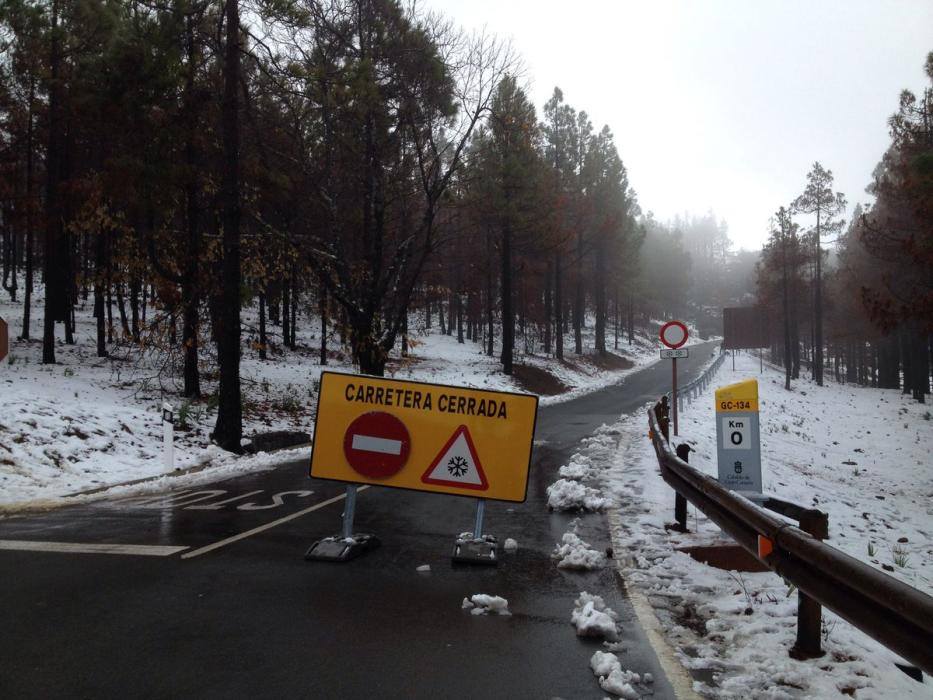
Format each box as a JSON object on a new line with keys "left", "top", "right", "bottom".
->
{"left": 452, "top": 534, "right": 498, "bottom": 566}
{"left": 304, "top": 534, "right": 380, "bottom": 562}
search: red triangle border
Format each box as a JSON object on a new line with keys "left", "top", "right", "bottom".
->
{"left": 421, "top": 425, "right": 489, "bottom": 491}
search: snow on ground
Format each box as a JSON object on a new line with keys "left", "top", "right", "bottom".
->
{"left": 553, "top": 530, "right": 606, "bottom": 570}
{"left": 0, "top": 287, "right": 666, "bottom": 508}
{"left": 462, "top": 594, "right": 511, "bottom": 616}
{"left": 591, "top": 351, "right": 932, "bottom": 698}
{"left": 590, "top": 650, "right": 654, "bottom": 699}
{"left": 571, "top": 591, "right": 621, "bottom": 641}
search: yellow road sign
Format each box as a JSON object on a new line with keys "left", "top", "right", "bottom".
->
{"left": 715, "top": 378, "right": 759, "bottom": 412}
{"left": 310, "top": 372, "right": 538, "bottom": 502}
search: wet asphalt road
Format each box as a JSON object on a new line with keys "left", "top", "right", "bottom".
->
{"left": 0, "top": 343, "right": 718, "bottom": 699}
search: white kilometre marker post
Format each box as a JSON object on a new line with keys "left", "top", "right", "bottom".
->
{"left": 162, "top": 402, "right": 174, "bottom": 472}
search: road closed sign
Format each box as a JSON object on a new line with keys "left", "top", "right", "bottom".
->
{"left": 715, "top": 379, "right": 762, "bottom": 493}
{"left": 310, "top": 372, "right": 538, "bottom": 502}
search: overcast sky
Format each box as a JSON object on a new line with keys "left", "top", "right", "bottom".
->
{"left": 422, "top": 0, "right": 933, "bottom": 251}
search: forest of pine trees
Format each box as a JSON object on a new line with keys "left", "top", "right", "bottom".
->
{"left": 0, "top": 1, "right": 756, "bottom": 452}
{"left": 756, "top": 52, "right": 933, "bottom": 403}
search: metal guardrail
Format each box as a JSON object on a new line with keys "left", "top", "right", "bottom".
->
{"left": 666, "top": 350, "right": 726, "bottom": 413}
{"left": 648, "top": 406, "right": 933, "bottom": 675}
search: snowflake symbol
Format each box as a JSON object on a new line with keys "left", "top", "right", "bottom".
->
{"left": 447, "top": 455, "right": 469, "bottom": 477}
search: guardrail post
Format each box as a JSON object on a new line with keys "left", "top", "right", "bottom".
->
{"left": 673, "top": 443, "right": 690, "bottom": 532}
{"left": 790, "top": 510, "right": 829, "bottom": 660}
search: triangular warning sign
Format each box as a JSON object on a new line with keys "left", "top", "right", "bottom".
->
{"left": 421, "top": 425, "right": 489, "bottom": 491}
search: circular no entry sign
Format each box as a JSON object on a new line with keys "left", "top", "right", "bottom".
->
{"left": 343, "top": 411, "right": 411, "bottom": 479}
{"left": 660, "top": 320, "right": 689, "bottom": 349}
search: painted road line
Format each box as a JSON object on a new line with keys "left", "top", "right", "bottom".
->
{"left": 351, "top": 434, "right": 403, "bottom": 455}
{"left": 181, "top": 485, "right": 370, "bottom": 560}
{"left": 185, "top": 490, "right": 265, "bottom": 510}
{"left": 0, "top": 540, "right": 189, "bottom": 557}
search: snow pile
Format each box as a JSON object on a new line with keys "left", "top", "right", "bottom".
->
{"left": 571, "top": 592, "right": 619, "bottom": 641}
{"left": 600, "top": 351, "right": 933, "bottom": 697}
{"left": 553, "top": 532, "right": 604, "bottom": 570}
{"left": 546, "top": 478, "right": 608, "bottom": 512}
{"left": 590, "top": 651, "right": 651, "bottom": 699}
{"left": 462, "top": 594, "right": 511, "bottom": 616}
{"left": 416, "top": 564, "right": 431, "bottom": 573}
{"left": 503, "top": 538, "right": 518, "bottom": 552}
{"left": 558, "top": 453, "right": 592, "bottom": 480}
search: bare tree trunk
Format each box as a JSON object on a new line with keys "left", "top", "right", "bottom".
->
{"left": 319, "top": 273, "right": 328, "bottom": 365}
{"left": 281, "top": 279, "right": 290, "bottom": 351}
{"left": 500, "top": 215, "right": 514, "bottom": 375}
{"left": 42, "top": 0, "right": 63, "bottom": 364}
{"left": 543, "top": 259, "right": 552, "bottom": 354}
{"left": 130, "top": 276, "right": 141, "bottom": 342}
{"left": 289, "top": 271, "right": 297, "bottom": 349}
{"left": 94, "top": 228, "right": 106, "bottom": 357}
{"left": 258, "top": 292, "right": 267, "bottom": 360}
{"left": 213, "top": 0, "right": 243, "bottom": 452}
{"left": 21, "top": 81, "right": 35, "bottom": 339}
{"left": 401, "top": 307, "right": 409, "bottom": 357}
{"left": 116, "top": 282, "right": 130, "bottom": 338}
{"left": 814, "top": 210, "right": 824, "bottom": 386}
{"left": 554, "top": 251, "right": 563, "bottom": 360}
{"left": 781, "top": 233, "right": 792, "bottom": 391}
{"left": 594, "top": 243, "right": 606, "bottom": 354}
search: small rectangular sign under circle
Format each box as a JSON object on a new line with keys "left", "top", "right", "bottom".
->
{"left": 309, "top": 372, "right": 539, "bottom": 502}
{"left": 660, "top": 348, "right": 689, "bottom": 359}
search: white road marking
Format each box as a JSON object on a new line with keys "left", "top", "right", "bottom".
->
{"left": 181, "top": 486, "right": 370, "bottom": 559}
{"left": 351, "top": 434, "right": 402, "bottom": 455}
{"left": 140, "top": 490, "right": 228, "bottom": 509}
{"left": 607, "top": 510, "right": 702, "bottom": 700}
{"left": 0, "top": 540, "right": 188, "bottom": 557}
{"left": 120, "top": 490, "right": 194, "bottom": 507}
{"left": 185, "top": 490, "right": 265, "bottom": 510}
{"left": 237, "top": 490, "right": 314, "bottom": 511}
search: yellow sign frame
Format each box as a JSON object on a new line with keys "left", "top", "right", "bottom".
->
{"left": 715, "top": 378, "right": 759, "bottom": 412}
{"left": 309, "top": 372, "right": 539, "bottom": 503}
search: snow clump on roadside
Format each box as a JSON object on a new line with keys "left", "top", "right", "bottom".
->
{"left": 553, "top": 532, "right": 604, "bottom": 570}
{"left": 590, "top": 651, "right": 650, "bottom": 699}
{"left": 546, "top": 478, "right": 608, "bottom": 512}
{"left": 571, "top": 592, "right": 619, "bottom": 641}
{"left": 462, "top": 594, "right": 511, "bottom": 616}
{"left": 503, "top": 538, "right": 518, "bottom": 552}
{"left": 558, "top": 453, "right": 592, "bottom": 480}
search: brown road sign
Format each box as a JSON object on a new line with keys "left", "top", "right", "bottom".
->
{"left": 0, "top": 316, "right": 8, "bottom": 364}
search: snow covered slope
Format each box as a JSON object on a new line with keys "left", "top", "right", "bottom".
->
{"left": 600, "top": 352, "right": 932, "bottom": 698}
{"left": 0, "top": 291, "right": 662, "bottom": 507}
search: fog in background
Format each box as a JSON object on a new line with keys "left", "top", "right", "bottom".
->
{"left": 423, "top": 0, "right": 933, "bottom": 250}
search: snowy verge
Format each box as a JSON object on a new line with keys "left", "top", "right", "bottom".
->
{"left": 595, "top": 352, "right": 932, "bottom": 698}
{"left": 0, "top": 289, "right": 665, "bottom": 507}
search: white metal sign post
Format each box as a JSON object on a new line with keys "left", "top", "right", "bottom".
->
{"left": 660, "top": 320, "right": 689, "bottom": 436}
{"left": 715, "top": 379, "right": 762, "bottom": 492}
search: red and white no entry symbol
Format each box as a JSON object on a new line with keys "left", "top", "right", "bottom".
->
{"left": 659, "top": 320, "right": 689, "bottom": 349}
{"left": 343, "top": 411, "right": 411, "bottom": 479}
